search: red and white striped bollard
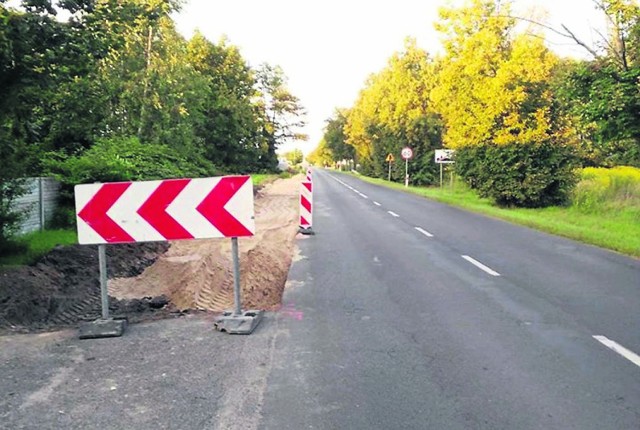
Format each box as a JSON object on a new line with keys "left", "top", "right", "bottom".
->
{"left": 299, "top": 180, "right": 314, "bottom": 235}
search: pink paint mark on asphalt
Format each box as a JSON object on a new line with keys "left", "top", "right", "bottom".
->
{"left": 279, "top": 303, "right": 304, "bottom": 321}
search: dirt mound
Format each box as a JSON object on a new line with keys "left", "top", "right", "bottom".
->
{"left": 109, "top": 176, "right": 301, "bottom": 312}
{"left": 0, "top": 242, "right": 171, "bottom": 333}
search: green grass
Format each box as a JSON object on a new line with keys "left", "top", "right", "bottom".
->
{"left": 0, "top": 229, "right": 78, "bottom": 266}
{"left": 346, "top": 172, "right": 640, "bottom": 258}
{"left": 251, "top": 174, "right": 279, "bottom": 186}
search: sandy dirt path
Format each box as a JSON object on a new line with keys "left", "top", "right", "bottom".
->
{"left": 108, "top": 176, "right": 301, "bottom": 311}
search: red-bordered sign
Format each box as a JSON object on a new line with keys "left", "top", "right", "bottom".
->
{"left": 75, "top": 176, "right": 255, "bottom": 244}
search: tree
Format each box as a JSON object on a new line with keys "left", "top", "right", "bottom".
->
{"left": 307, "top": 139, "right": 333, "bottom": 166}
{"left": 554, "top": 0, "right": 640, "bottom": 166}
{"left": 284, "top": 148, "right": 304, "bottom": 165}
{"left": 323, "top": 109, "right": 354, "bottom": 162}
{"left": 432, "top": 0, "right": 577, "bottom": 207}
{"left": 187, "top": 33, "right": 264, "bottom": 172}
{"left": 0, "top": 2, "right": 68, "bottom": 247}
{"left": 255, "top": 64, "right": 307, "bottom": 171}
{"left": 506, "top": 0, "right": 640, "bottom": 166}
{"left": 343, "top": 39, "right": 442, "bottom": 183}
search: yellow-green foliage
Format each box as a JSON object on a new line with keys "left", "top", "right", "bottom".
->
{"left": 572, "top": 166, "right": 640, "bottom": 213}
{"left": 344, "top": 38, "right": 437, "bottom": 161}
{"left": 432, "top": 0, "right": 560, "bottom": 149}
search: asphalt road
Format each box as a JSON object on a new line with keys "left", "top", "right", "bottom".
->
{"left": 260, "top": 169, "right": 640, "bottom": 430}
{"left": 1, "top": 169, "right": 639, "bottom": 430}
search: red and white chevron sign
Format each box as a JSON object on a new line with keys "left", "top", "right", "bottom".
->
{"left": 75, "top": 176, "right": 255, "bottom": 245}
{"left": 299, "top": 181, "right": 313, "bottom": 229}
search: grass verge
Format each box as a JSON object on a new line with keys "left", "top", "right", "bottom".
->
{"left": 0, "top": 229, "right": 78, "bottom": 266}
{"left": 251, "top": 174, "right": 278, "bottom": 186}
{"left": 346, "top": 172, "right": 640, "bottom": 258}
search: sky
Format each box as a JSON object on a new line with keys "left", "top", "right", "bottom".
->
{"left": 173, "top": 0, "right": 606, "bottom": 156}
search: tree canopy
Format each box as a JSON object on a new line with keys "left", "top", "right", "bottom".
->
{"left": 311, "top": 0, "right": 638, "bottom": 206}
{"left": 0, "top": 0, "right": 306, "bottom": 246}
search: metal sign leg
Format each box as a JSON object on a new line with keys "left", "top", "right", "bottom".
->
{"left": 214, "top": 237, "right": 264, "bottom": 334}
{"left": 232, "top": 237, "right": 242, "bottom": 316}
{"left": 99, "top": 244, "right": 110, "bottom": 320}
{"left": 405, "top": 159, "right": 409, "bottom": 187}
{"left": 78, "top": 244, "right": 127, "bottom": 339}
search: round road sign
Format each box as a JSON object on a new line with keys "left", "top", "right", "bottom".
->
{"left": 401, "top": 147, "right": 413, "bottom": 160}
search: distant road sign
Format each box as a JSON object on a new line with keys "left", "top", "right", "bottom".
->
{"left": 386, "top": 153, "right": 395, "bottom": 162}
{"left": 435, "top": 149, "right": 455, "bottom": 164}
{"left": 401, "top": 147, "right": 413, "bottom": 160}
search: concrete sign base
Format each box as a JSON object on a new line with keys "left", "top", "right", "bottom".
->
{"left": 214, "top": 310, "right": 264, "bottom": 334}
{"left": 298, "top": 227, "right": 315, "bottom": 235}
{"left": 79, "top": 318, "right": 127, "bottom": 339}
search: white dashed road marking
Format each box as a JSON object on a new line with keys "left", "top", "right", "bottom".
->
{"left": 387, "top": 211, "right": 400, "bottom": 218}
{"left": 415, "top": 227, "right": 434, "bottom": 238}
{"left": 461, "top": 255, "right": 500, "bottom": 276}
{"left": 373, "top": 201, "right": 381, "bottom": 206}
{"left": 593, "top": 336, "right": 640, "bottom": 368}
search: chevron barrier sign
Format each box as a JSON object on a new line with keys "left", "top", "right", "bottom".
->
{"left": 75, "top": 176, "right": 255, "bottom": 245}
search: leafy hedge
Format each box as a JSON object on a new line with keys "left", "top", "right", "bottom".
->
{"left": 44, "top": 136, "right": 217, "bottom": 185}
{"left": 455, "top": 141, "right": 578, "bottom": 208}
{"left": 43, "top": 136, "right": 218, "bottom": 228}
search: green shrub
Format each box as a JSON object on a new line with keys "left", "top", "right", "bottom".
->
{"left": 44, "top": 136, "right": 217, "bottom": 186}
{"left": 455, "top": 141, "right": 578, "bottom": 208}
{"left": 44, "top": 136, "right": 219, "bottom": 212}
{"left": 49, "top": 204, "right": 77, "bottom": 229}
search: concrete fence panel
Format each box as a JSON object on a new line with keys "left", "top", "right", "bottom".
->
{"left": 12, "top": 177, "right": 61, "bottom": 234}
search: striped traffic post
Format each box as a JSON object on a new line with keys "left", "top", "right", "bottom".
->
{"left": 306, "top": 168, "right": 312, "bottom": 182}
{"left": 299, "top": 180, "right": 314, "bottom": 235}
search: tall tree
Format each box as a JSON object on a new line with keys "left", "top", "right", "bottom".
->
{"left": 432, "top": 0, "right": 577, "bottom": 207}
{"left": 307, "top": 138, "right": 334, "bottom": 167}
{"left": 186, "top": 33, "right": 264, "bottom": 172}
{"left": 432, "top": 0, "right": 560, "bottom": 148}
{"left": 556, "top": 0, "right": 640, "bottom": 166}
{"left": 344, "top": 39, "right": 442, "bottom": 182}
{"left": 323, "top": 109, "right": 354, "bottom": 163}
{"left": 255, "top": 64, "right": 307, "bottom": 171}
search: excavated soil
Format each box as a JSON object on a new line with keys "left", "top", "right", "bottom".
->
{"left": 0, "top": 242, "right": 171, "bottom": 333}
{"left": 108, "top": 176, "right": 300, "bottom": 312}
{"left": 0, "top": 176, "right": 301, "bottom": 334}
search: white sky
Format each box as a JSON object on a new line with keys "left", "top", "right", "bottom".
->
{"left": 173, "top": 0, "right": 606, "bottom": 156}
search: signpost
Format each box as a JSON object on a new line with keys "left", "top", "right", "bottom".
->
{"left": 401, "top": 147, "right": 413, "bottom": 187}
{"left": 74, "top": 175, "right": 261, "bottom": 337}
{"left": 435, "top": 149, "right": 456, "bottom": 188}
{"left": 385, "top": 153, "right": 395, "bottom": 181}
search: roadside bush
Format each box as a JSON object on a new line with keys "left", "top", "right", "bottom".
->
{"left": 43, "top": 136, "right": 219, "bottom": 224}
{"left": 572, "top": 166, "right": 640, "bottom": 213}
{"left": 455, "top": 141, "right": 578, "bottom": 208}
{"left": 48, "top": 205, "right": 77, "bottom": 229}
{"left": 44, "top": 136, "right": 217, "bottom": 186}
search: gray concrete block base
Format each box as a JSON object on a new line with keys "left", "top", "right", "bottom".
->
{"left": 214, "top": 310, "right": 264, "bottom": 334}
{"left": 298, "top": 227, "right": 315, "bottom": 235}
{"left": 78, "top": 318, "right": 128, "bottom": 339}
